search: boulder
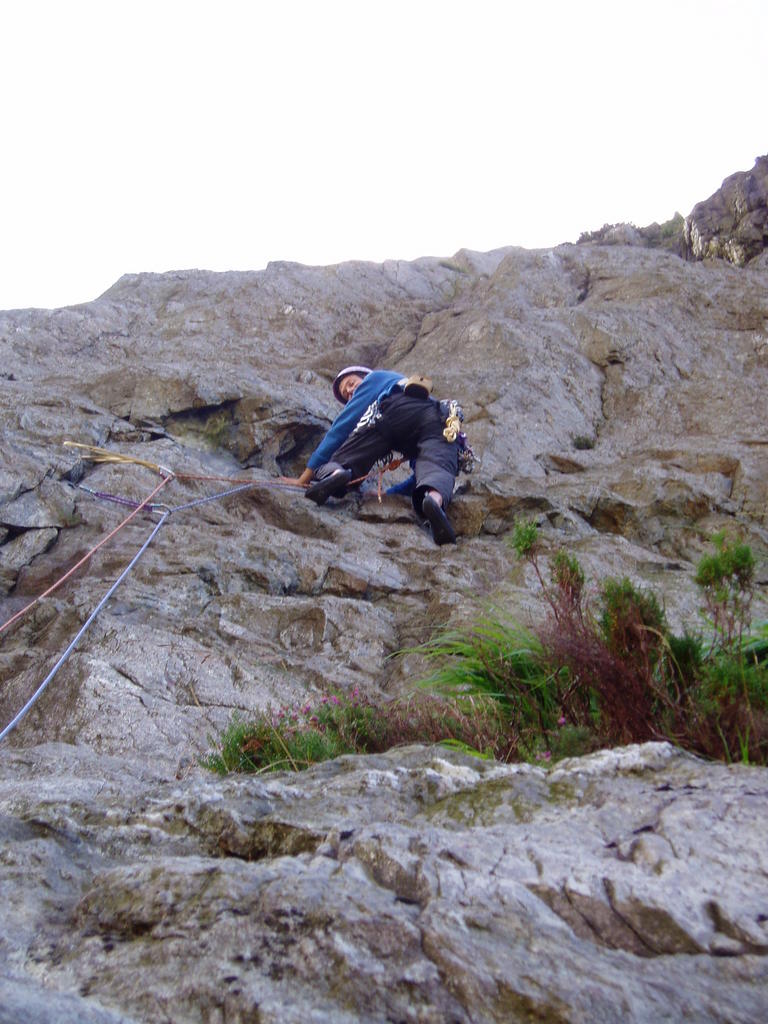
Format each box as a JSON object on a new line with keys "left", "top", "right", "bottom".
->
{"left": 684, "top": 154, "right": 768, "bottom": 265}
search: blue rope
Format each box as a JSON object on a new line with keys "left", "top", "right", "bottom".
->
{"left": 0, "top": 512, "right": 169, "bottom": 744}
{"left": 169, "top": 481, "right": 257, "bottom": 513}
{"left": 1, "top": 474, "right": 299, "bottom": 743}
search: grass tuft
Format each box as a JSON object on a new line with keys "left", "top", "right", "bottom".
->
{"left": 203, "top": 689, "right": 508, "bottom": 775}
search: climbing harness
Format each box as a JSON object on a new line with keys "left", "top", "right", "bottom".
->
{"left": 349, "top": 391, "right": 477, "bottom": 478}
{"left": 456, "top": 433, "right": 477, "bottom": 474}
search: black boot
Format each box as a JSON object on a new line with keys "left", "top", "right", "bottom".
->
{"left": 305, "top": 468, "right": 353, "bottom": 505}
{"left": 422, "top": 494, "right": 456, "bottom": 545}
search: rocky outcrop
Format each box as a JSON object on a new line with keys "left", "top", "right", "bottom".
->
{"left": 684, "top": 155, "right": 768, "bottom": 265}
{"left": 578, "top": 154, "right": 768, "bottom": 266}
{"left": 578, "top": 214, "right": 685, "bottom": 255}
{"left": 2, "top": 741, "right": 767, "bottom": 1024}
{"left": 1, "top": 181, "right": 768, "bottom": 1020}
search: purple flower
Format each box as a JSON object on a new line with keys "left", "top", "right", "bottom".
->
{"left": 558, "top": 716, "right": 566, "bottom": 727}
{"left": 330, "top": 695, "right": 340, "bottom": 705}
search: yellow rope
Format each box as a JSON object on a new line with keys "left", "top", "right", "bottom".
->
{"left": 63, "top": 441, "right": 173, "bottom": 477}
{"left": 443, "top": 401, "right": 462, "bottom": 443}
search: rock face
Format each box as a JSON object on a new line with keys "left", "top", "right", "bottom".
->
{"left": 1, "top": 171, "right": 768, "bottom": 1020}
{"left": 2, "top": 741, "right": 768, "bottom": 1024}
{"left": 684, "top": 155, "right": 768, "bottom": 265}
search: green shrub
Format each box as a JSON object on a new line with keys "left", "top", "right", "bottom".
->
{"left": 742, "top": 623, "right": 768, "bottom": 665}
{"left": 511, "top": 519, "right": 540, "bottom": 559}
{"left": 666, "top": 632, "right": 704, "bottom": 692}
{"left": 203, "top": 689, "right": 507, "bottom": 775}
{"left": 599, "top": 577, "right": 666, "bottom": 659}
{"left": 694, "top": 651, "right": 768, "bottom": 764}
{"left": 551, "top": 551, "right": 585, "bottom": 606}
{"left": 548, "top": 723, "right": 598, "bottom": 760}
{"left": 410, "top": 529, "right": 767, "bottom": 765}
{"left": 413, "top": 616, "right": 562, "bottom": 755}
{"left": 572, "top": 435, "right": 595, "bottom": 450}
{"left": 695, "top": 532, "right": 755, "bottom": 650}
{"left": 699, "top": 655, "right": 768, "bottom": 710}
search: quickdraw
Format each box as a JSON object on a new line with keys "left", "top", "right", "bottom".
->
{"left": 457, "top": 433, "right": 478, "bottom": 474}
{"left": 440, "top": 400, "right": 477, "bottom": 474}
{"left": 442, "top": 400, "right": 463, "bottom": 443}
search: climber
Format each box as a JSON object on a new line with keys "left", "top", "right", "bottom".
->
{"left": 280, "top": 365, "right": 462, "bottom": 545}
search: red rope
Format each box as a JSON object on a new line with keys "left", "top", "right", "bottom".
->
{"left": 376, "top": 458, "right": 405, "bottom": 501}
{"left": 0, "top": 475, "right": 171, "bottom": 636}
{"left": 1, "top": 457, "right": 407, "bottom": 636}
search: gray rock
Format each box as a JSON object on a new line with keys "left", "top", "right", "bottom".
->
{"left": 0, "top": 974, "right": 137, "bottom": 1024}
{"left": 0, "top": 742, "right": 766, "bottom": 1023}
{"left": 684, "top": 154, "right": 768, "bottom": 265}
{"left": 0, "top": 527, "right": 58, "bottom": 593}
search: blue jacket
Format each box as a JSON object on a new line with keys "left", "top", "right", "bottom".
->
{"left": 307, "top": 370, "right": 404, "bottom": 469}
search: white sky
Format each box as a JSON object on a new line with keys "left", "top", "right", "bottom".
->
{"left": 2, "top": 0, "right": 766, "bottom": 311}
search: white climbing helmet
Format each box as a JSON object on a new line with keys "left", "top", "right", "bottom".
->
{"left": 332, "top": 365, "right": 372, "bottom": 404}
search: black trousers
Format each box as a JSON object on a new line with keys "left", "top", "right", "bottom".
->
{"left": 320, "top": 393, "right": 459, "bottom": 510}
